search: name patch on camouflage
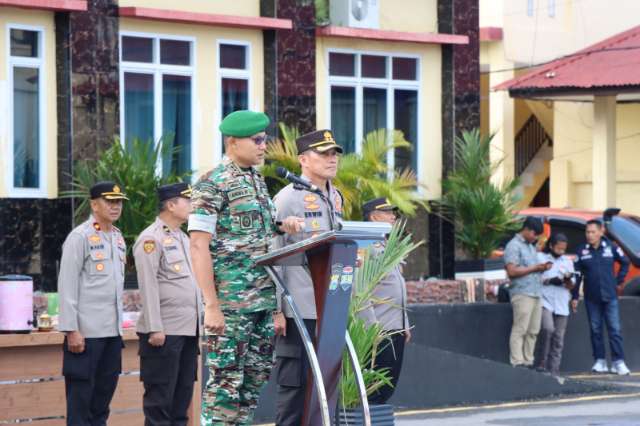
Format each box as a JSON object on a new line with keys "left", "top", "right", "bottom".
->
{"left": 228, "top": 188, "right": 253, "bottom": 201}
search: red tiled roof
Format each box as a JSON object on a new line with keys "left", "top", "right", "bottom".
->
{"left": 495, "top": 25, "right": 640, "bottom": 94}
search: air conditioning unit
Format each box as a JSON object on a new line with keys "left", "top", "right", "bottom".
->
{"left": 330, "top": 0, "right": 380, "bottom": 29}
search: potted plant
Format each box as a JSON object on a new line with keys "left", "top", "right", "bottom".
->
{"left": 336, "top": 222, "right": 422, "bottom": 425}
{"left": 439, "top": 129, "right": 522, "bottom": 281}
{"left": 261, "top": 124, "right": 428, "bottom": 220}
{"left": 61, "top": 137, "right": 190, "bottom": 286}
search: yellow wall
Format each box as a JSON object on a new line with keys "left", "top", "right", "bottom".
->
{"left": 379, "top": 0, "right": 438, "bottom": 33}
{"left": 315, "top": 37, "right": 442, "bottom": 200}
{"left": 118, "top": 0, "right": 260, "bottom": 16}
{"left": 550, "top": 102, "right": 640, "bottom": 215}
{"left": 480, "top": 72, "right": 489, "bottom": 137}
{"left": 119, "top": 18, "right": 264, "bottom": 178}
{"left": 0, "top": 8, "right": 57, "bottom": 198}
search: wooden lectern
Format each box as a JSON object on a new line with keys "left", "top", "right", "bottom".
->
{"left": 254, "top": 222, "right": 390, "bottom": 426}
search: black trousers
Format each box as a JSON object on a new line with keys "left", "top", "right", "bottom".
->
{"left": 368, "top": 331, "right": 406, "bottom": 405}
{"left": 138, "top": 334, "right": 198, "bottom": 426}
{"left": 62, "top": 336, "right": 123, "bottom": 426}
{"left": 275, "top": 318, "right": 316, "bottom": 426}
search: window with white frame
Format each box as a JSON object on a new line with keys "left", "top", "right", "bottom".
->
{"left": 548, "top": 0, "right": 556, "bottom": 17}
{"left": 8, "top": 26, "right": 46, "bottom": 196}
{"left": 218, "top": 41, "right": 251, "bottom": 154}
{"left": 119, "top": 33, "right": 194, "bottom": 177}
{"left": 527, "top": 0, "right": 535, "bottom": 17}
{"left": 328, "top": 50, "right": 420, "bottom": 173}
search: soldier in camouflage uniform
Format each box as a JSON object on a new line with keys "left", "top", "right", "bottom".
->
{"left": 188, "top": 110, "right": 302, "bottom": 425}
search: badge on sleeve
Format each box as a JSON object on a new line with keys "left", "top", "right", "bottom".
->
{"left": 143, "top": 240, "right": 156, "bottom": 254}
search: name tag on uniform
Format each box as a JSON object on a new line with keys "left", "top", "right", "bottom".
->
{"left": 581, "top": 254, "right": 592, "bottom": 260}
{"left": 228, "top": 188, "right": 253, "bottom": 201}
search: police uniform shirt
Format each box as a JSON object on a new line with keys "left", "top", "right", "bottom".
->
{"left": 58, "top": 217, "right": 126, "bottom": 337}
{"left": 134, "top": 217, "right": 202, "bottom": 336}
{"left": 273, "top": 179, "right": 343, "bottom": 319}
{"left": 361, "top": 242, "right": 410, "bottom": 331}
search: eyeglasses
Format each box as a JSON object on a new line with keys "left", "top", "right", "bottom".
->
{"left": 250, "top": 135, "right": 269, "bottom": 146}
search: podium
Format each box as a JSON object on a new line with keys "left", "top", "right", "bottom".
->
{"left": 254, "top": 222, "right": 391, "bottom": 426}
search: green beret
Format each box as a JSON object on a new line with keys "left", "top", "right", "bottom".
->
{"left": 219, "top": 110, "right": 270, "bottom": 137}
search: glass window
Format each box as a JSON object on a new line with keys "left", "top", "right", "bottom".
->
{"left": 527, "top": 0, "right": 534, "bottom": 16}
{"left": 221, "top": 78, "right": 249, "bottom": 119}
{"left": 160, "top": 40, "right": 190, "bottom": 65}
{"left": 394, "top": 90, "right": 418, "bottom": 172}
{"left": 392, "top": 57, "right": 417, "bottom": 80}
{"left": 121, "top": 35, "right": 194, "bottom": 175}
{"left": 331, "top": 86, "right": 356, "bottom": 154}
{"left": 329, "top": 52, "right": 356, "bottom": 77}
{"left": 549, "top": 219, "right": 586, "bottom": 255}
{"left": 361, "top": 55, "right": 386, "bottom": 78}
{"left": 220, "top": 44, "right": 247, "bottom": 69}
{"left": 608, "top": 217, "right": 640, "bottom": 258}
{"left": 121, "top": 36, "right": 153, "bottom": 63}
{"left": 123, "top": 72, "right": 154, "bottom": 146}
{"left": 162, "top": 75, "right": 191, "bottom": 176}
{"left": 548, "top": 0, "right": 555, "bottom": 17}
{"left": 13, "top": 67, "right": 40, "bottom": 188}
{"left": 10, "top": 29, "right": 38, "bottom": 58}
{"left": 363, "top": 88, "right": 387, "bottom": 136}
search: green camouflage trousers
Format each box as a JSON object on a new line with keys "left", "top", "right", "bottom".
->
{"left": 201, "top": 310, "right": 275, "bottom": 425}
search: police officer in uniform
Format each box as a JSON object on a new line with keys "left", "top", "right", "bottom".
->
{"left": 58, "top": 181, "right": 128, "bottom": 426}
{"left": 188, "top": 110, "right": 300, "bottom": 425}
{"left": 361, "top": 197, "right": 411, "bottom": 405}
{"left": 273, "top": 129, "right": 344, "bottom": 426}
{"left": 134, "top": 183, "right": 202, "bottom": 425}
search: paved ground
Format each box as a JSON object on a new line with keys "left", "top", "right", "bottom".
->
{"left": 255, "top": 373, "right": 640, "bottom": 425}
{"left": 396, "top": 373, "right": 640, "bottom": 425}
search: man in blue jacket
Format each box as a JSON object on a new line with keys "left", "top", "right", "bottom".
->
{"left": 572, "top": 219, "right": 630, "bottom": 375}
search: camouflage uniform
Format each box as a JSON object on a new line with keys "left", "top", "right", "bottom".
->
{"left": 188, "top": 157, "right": 278, "bottom": 425}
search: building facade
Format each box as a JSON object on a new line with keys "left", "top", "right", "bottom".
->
{"left": 0, "top": 0, "right": 480, "bottom": 290}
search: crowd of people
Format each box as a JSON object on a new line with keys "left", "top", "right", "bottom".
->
{"left": 504, "top": 216, "right": 631, "bottom": 377}
{"left": 56, "top": 110, "right": 410, "bottom": 426}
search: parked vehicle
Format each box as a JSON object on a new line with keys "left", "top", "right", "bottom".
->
{"left": 512, "top": 207, "right": 640, "bottom": 295}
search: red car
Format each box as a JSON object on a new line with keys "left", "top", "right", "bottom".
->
{"left": 516, "top": 207, "right": 640, "bottom": 295}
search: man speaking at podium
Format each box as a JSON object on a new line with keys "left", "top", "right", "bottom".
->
{"left": 272, "top": 129, "right": 344, "bottom": 426}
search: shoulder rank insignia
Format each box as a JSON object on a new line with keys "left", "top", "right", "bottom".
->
{"left": 143, "top": 240, "right": 156, "bottom": 254}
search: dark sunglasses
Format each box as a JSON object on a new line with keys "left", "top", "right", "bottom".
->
{"left": 250, "top": 135, "right": 269, "bottom": 146}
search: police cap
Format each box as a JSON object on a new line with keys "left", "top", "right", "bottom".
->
{"left": 90, "top": 181, "right": 129, "bottom": 200}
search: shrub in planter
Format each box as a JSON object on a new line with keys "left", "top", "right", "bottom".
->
{"left": 438, "top": 129, "right": 522, "bottom": 279}
{"left": 337, "top": 222, "right": 422, "bottom": 425}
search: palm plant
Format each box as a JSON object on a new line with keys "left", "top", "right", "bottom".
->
{"left": 261, "top": 123, "right": 428, "bottom": 220}
{"left": 439, "top": 129, "right": 522, "bottom": 260}
{"left": 339, "top": 221, "right": 423, "bottom": 409}
{"left": 61, "top": 137, "right": 190, "bottom": 270}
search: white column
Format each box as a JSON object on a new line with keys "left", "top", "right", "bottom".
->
{"left": 592, "top": 95, "right": 617, "bottom": 210}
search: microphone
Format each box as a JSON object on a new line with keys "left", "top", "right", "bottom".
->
{"left": 276, "top": 167, "right": 321, "bottom": 193}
